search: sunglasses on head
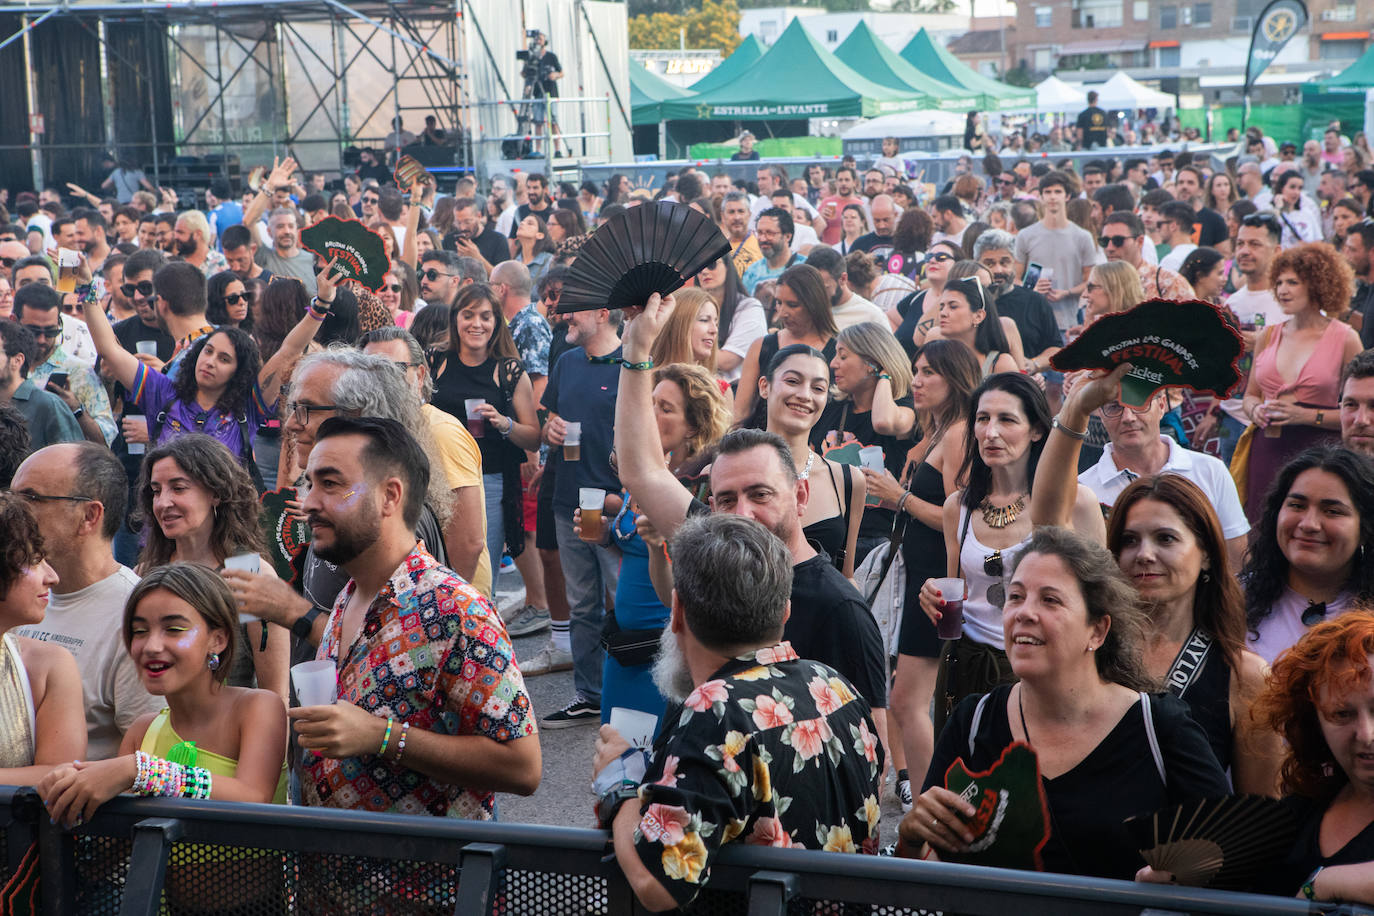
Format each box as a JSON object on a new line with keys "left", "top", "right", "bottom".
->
{"left": 1098, "top": 234, "right": 1133, "bottom": 248}
{"left": 120, "top": 281, "right": 155, "bottom": 299}
{"left": 223, "top": 291, "right": 254, "bottom": 306}
{"left": 1242, "top": 213, "right": 1280, "bottom": 228}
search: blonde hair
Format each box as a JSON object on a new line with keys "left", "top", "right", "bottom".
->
{"left": 651, "top": 287, "right": 718, "bottom": 373}
{"left": 175, "top": 209, "right": 211, "bottom": 246}
{"left": 834, "top": 321, "right": 913, "bottom": 400}
{"left": 1091, "top": 260, "right": 1145, "bottom": 314}
{"left": 653, "top": 362, "right": 731, "bottom": 461}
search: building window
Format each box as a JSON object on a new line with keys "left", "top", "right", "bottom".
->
{"left": 826, "top": 29, "right": 838, "bottom": 42}
{"left": 1158, "top": 46, "right": 1181, "bottom": 67}
{"left": 1034, "top": 6, "right": 1052, "bottom": 27}
{"left": 1033, "top": 47, "right": 1053, "bottom": 70}
{"left": 1160, "top": 5, "right": 1178, "bottom": 28}
{"left": 1076, "top": 0, "right": 1123, "bottom": 28}
{"left": 1321, "top": 38, "right": 1366, "bottom": 60}
{"left": 1134, "top": 0, "right": 1149, "bottom": 19}
{"left": 1331, "top": 1, "right": 1357, "bottom": 21}
{"left": 1194, "top": 2, "right": 1211, "bottom": 25}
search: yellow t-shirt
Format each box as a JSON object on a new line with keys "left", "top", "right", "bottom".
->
{"left": 422, "top": 403, "right": 492, "bottom": 597}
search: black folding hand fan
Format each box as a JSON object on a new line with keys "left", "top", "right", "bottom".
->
{"left": 1126, "top": 795, "right": 1298, "bottom": 890}
{"left": 556, "top": 201, "right": 730, "bottom": 313}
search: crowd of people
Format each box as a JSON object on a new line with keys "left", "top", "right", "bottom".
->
{"left": 6, "top": 118, "right": 1374, "bottom": 908}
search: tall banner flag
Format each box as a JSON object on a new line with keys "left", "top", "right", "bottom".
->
{"left": 1243, "top": 0, "right": 1308, "bottom": 125}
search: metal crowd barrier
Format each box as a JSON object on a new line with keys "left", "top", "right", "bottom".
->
{"left": 0, "top": 785, "right": 1368, "bottom": 915}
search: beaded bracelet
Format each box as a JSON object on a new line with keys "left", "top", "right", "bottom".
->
{"left": 181, "top": 766, "right": 213, "bottom": 800}
{"left": 394, "top": 722, "right": 411, "bottom": 764}
{"left": 133, "top": 750, "right": 210, "bottom": 798}
{"left": 379, "top": 717, "right": 394, "bottom": 756}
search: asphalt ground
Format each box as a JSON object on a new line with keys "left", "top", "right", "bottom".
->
{"left": 491, "top": 566, "right": 905, "bottom": 844}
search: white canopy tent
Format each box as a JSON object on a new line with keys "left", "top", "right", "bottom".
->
{"left": 1034, "top": 75, "right": 1086, "bottom": 113}
{"left": 1094, "top": 72, "right": 1174, "bottom": 110}
{"left": 842, "top": 109, "right": 967, "bottom": 140}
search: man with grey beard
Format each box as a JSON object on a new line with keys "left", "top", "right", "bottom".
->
{"left": 973, "top": 229, "right": 1061, "bottom": 375}
{"left": 592, "top": 514, "right": 882, "bottom": 912}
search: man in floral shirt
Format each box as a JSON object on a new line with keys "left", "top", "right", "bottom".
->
{"left": 595, "top": 515, "right": 882, "bottom": 911}
{"left": 290, "top": 415, "right": 541, "bottom": 823}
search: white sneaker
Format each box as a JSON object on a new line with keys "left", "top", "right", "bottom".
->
{"left": 504, "top": 605, "right": 551, "bottom": 638}
{"left": 520, "top": 642, "right": 573, "bottom": 676}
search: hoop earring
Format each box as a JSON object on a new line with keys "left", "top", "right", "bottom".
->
{"left": 207, "top": 653, "right": 221, "bottom": 671}
{"left": 1200, "top": 569, "right": 1211, "bottom": 583}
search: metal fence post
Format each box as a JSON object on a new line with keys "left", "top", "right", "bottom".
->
{"left": 746, "top": 869, "right": 799, "bottom": 916}
{"left": 454, "top": 841, "right": 506, "bottom": 916}
{"left": 118, "top": 817, "right": 184, "bottom": 916}
{"left": 36, "top": 812, "right": 74, "bottom": 916}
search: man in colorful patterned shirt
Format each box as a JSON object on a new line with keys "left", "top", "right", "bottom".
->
{"left": 290, "top": 415, "right": 540, "bottom": 822}
{"left": 594, "top": 514, "right": 882, "bottom": 911}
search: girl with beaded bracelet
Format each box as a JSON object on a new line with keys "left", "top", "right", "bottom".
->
{"left": 38, "top": 563, "right": 288, "bottom": 829}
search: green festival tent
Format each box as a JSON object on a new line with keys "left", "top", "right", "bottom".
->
{"left": 688, "top": 34, "right": 765, "bottom": 95}
{"left": 1304, "top": 43, "right": 1374, "bottom": 95}
{"left": 834, "top": 21, "right": 980, "bottom": 112}
{"left": 898, "top": 28, "right": 1034, "bottom": 111}
{"left": 630, "top": 62, "right": 693, "bottom": 125}
{"left": 661, "top": 18, "right": 926, "bottom": 121}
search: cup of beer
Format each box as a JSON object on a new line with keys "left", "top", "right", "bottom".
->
{"left": 578, "top": 487, "right": 606, "bottom": 542}
{"left": 56, "top": 248, "right": 80, "bottom": 293}
{"left": 464, "top": 398, "right": 487, "bottom": 439}
{"left": 932, "top": 577, "right": 966, "bottom": 640}
{"left": 564, "top": 421, "right": 582, "bottom": 462}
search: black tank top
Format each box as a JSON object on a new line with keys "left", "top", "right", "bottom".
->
{"left": 430, "top": 354, "right": 523, "bottom": 474}
{"left": 893, "top": 289, "right": 928, "bottom": 359}
{"left": 1165, "top": 629, "right": 1234, "bottom": 772}
{"left": 802, "top": 461, "right": 850, "bottom": 570}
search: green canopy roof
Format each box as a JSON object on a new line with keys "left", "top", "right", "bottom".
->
{"left": 688, "top": 34, "right": 765, "bottom": 95}
{"left": 1305, "top": 43, "right": 1374, "bottom": 95}
{"left": 661, "top": 18, "right": 926, "bottom": 121}
{"left": 898, "top": 28, "right": 1034, "bottom": 110}
{"left": 630, "top": 62, "right": 693, "bottom": 125}
{"left": 834, "top": 21, "right": 980, "bottom": 112}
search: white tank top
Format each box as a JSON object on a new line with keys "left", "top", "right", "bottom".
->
{"left": 956, "top": 505, "right": 1029, "bottom": 648}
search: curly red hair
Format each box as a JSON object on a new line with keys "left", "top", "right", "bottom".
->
{"left": 1254, "top": 611, "right": 1374, "bottom": 800}
{"left": 1268, "top": 242, "right": 1355, "bottom": 316}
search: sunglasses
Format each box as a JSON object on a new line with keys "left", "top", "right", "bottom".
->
{"left": 121, "top": 281, "right": 156, "bottom": 299}
{"left": 996, "top": 178, "right": 1014, "bottom": 186}
{"left": 926, "top": 252, "right": 954, "bottom": 264}
{"left": 1098, "top": 235, "right": 1133, "bottom": 248}
{"left": 0, "top": 257, "right": 14, "bottom": 269}
{"left": 223, "top": 291, "right": 254, "bottom": 306}
{"left": 23, "top": 324, "right": 62, "bottom": 339}
{"left": 542, "top": 287, "right": 563, "bottom": 301}
{"left": 384, "top": 284, "right": 403, "bottom": 293}
{"left": 1301, "top": 600, "right": 1327, "bottom": 628}
{"left": 362, "top": 196, "right": 379, "bottom": 204}
{"left": 420, "top": 269, "right": 452, "bottom": 282}
{"left": 1242, "top": 213, "right": 1280, "bottom": 228}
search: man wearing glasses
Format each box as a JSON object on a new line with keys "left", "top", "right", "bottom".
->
{"left": 9, "top": 442, "right": 163, "bottom": 759}
{"left": 0, "top": 321, "right": 82, "bottom": 452}
{"left": 1098, "top": 212, "right": 1194, "bottom": 301}
{"left": 418, "top": 250, "right": 467, "bottom": 307}
{"left": 11, "top": 254, "right": 97, "bottom": 365}
{"left": 14, "top": 285, "right": 114, "bottom": 447}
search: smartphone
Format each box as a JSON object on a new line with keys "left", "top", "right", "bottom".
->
{"left": 48, "top": 371, "right": 69, "bottom": 390}
{"left": 1022, "top": 262, "right": 1043, "bottom": 289}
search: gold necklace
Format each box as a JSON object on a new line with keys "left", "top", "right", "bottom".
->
{"left": 980, "top": 495, "right": 1026, "bottom": 529}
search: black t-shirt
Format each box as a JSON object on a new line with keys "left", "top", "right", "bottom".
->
{"left": 893, "top": 289, "right": 929, "bottom": 358}
{"left": 1271, "top": 795, "right": 1374, "bottom": 896}
{"left": 1354, "top": 281, "right": 1374, "bottom": 349}
{"left": 994, "top": 286, "right": 1063, "bottom": 361}
{"left": 684, "top": 500, "right": 887, "bottom": 709}
{"left": 447, "top": 226, "right": 510, "bottom": 267}
{"left": 729, "top": 150, "right": 760, "bottom": 161}
{"left": 356, "top": 162, "right": 391, "bottom": 183}
{"left": 851, "top": 232, "right": 894, "bottom": 258}
{"left": 528, "top": 50, "right": 561, "bottom": 97}
{"left": 924, "top": 686, "right": 1230, "bottom": 881}
{"left": 1195, "top": 206, "right": 1228, "bottom": 247}
{"left": 1076, "top": 106, "right": 1109, "bottom": 148}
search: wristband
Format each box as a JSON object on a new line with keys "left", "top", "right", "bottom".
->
{"left": 898, "top": 491, "right": 912, "bottom": 516}
{"left": 379, "top": 717, "right": 394, "bottom": 756}
{"left": 1302, "top": 865, "right": 1324, "bottom": 900}
{"left": 71, "top": 406, "right": 86, "bottom": 419}
{"left": 1315, "top": 410, "right": 1325, "bottom": 427}
{"left": 621, "top": 358, "right": 654, "bottom": 371}
{"left": 1052, "top": 416, "right": 1087, "bottom": 440}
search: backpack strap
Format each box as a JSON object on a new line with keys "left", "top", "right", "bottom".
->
{"left": 967, "top": 691, "right": 994, "bottom": 759}
{"left": 149, "top": 409, "right": 168, "bottom": 446}
{"left": 1140, "top": 692, "right": 1166, "bottom": 788}
{"left": 236, "top": 412, "right": 266, "bottom": 493}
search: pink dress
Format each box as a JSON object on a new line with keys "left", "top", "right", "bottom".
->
{"left": 1244, "top": 319, "right": 1344, "bottom": 518}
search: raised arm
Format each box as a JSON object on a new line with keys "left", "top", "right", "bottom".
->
{"left": 242, "top": 156, "right": 297, "bottom": 233}
{"left": 257, "top": 258, "right": 340, "bottom": 406}
{"left": 871, "top": 374, "right": 917, "bottom": 438}
{"left": 615, "top": 294, "right": 693, "bottom": 539}
{"left": 732, "top": 336, "right": 765, "bottom": 423}
{"left": 76, "top": 253, "right": 141, "bottom": 391}
{"left": 401, "top": 180, "right": 423, "bottom": 268}
{"left": 1030, "top": 364, "right": 1129, "bottom": 538}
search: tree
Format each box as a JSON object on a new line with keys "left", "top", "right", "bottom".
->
{"left": 629, "top": 0, "right": 743, "bottom": 54}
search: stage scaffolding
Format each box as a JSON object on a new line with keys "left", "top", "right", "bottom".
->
{"left": 0, "top": 0, "right": 631, "bottom": 193}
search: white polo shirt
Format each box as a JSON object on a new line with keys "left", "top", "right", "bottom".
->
{"left": 1077, "top": 435, "right": 1250, "bottom": 539}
